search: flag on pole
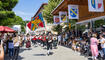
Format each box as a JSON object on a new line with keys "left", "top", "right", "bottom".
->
{"left": 31, "top": 13, "right": 45, "bottom": 31}
{"left": 68, "top": 5, "right": 79, "bottom": 19}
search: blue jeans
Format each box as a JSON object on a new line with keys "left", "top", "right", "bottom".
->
{"left": 8, "top": 48, "right": 14, "bottom": 57}
{"left": 102, "top": 48, "right": 105, "bottom": 59}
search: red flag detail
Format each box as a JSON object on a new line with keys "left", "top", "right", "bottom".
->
{"left": 27, "top": 22, "right": 31, "bottom": 30}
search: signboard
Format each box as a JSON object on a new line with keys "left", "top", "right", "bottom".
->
{"left": 13, "top": 25, "right": 21, "bottom": 34}
{"left": 13, "top": 25, "right": 21, "bottom": 31}
{"left": 53, "top": 16, "right": 60, "bottom": 24}
{"left": 59, "top": 11, "right": 67, "bottom": 23}
{"left": 88, "top": 0, "right": 104, "bottom": 12}
{"left": 68, "top": 5, "right": 79, "bottom": 19}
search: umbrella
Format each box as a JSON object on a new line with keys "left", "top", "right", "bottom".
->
{"left": 0, "top": 26, "right": 15, "bottom": 33}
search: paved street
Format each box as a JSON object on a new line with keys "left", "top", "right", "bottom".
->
{"left": 17, "top": 45, "right": 90, "bottom": 60}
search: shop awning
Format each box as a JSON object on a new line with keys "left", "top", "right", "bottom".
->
{"left": 0, "top": 26, "right": 15, "bottom": 33}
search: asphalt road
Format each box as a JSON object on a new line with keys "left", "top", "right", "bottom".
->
{"left": 17, "top": 45, "right": 90, "bottom": 60}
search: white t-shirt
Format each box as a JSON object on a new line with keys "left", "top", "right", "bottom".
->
{"left": 14, "top": 41, "right": 20, "bottom": 47}
{"left": 58, "top": 35, "right": 61, "bottom": 41}
{"left": 100, "top": 38, "right": 105, "bottom": 48}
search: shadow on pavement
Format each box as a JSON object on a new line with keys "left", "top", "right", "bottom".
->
{"left": 43, "top": 47, "right": 47, "bottom": 50}
{"left": 88, "top": 58, "right": 92, "bottom": 60}
{"left": 19, "top": 47, "right": 32, "bottom": 53}
{"left": 17, "top": 56, "right": 24, "bottom": 60}
{"left": 33, "top": 54, "right": 46, "bottom": 56}
{"left": 4, "top": 55, "right": 24, "bottom": 60}
{"left": 19, "top": 48, "right": 27, "bottom": 53}
{"left": 49, "top": 52, "right": 54, "bottom": 55}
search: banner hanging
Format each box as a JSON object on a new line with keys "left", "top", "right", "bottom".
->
{"left": 59, "top": 11, "right": 67, "bottom": 23}
{"left": 53, "top": 16, "right": 60, "bottom": 24}
{"left": 88, "top": 0, "right": 104, "bottom": 12}
{"left": 68, "top": 5, "right": 79, "bottom": 19}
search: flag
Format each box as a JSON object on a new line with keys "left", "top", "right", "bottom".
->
{"left": 26, "top": 23, "right": 32, "bottom": 34}
{"left": 68, "top": 5, "right": 79, "bottom": 19}
{"left": 31, "top": 13, "right": 45, "bottom": 31}
{"left": 27, "top": 21, "right": 31, "bottom": 30}
{"left": 88, "top": 0, "right": 104, "bottom": 12}
{"left": 53, "top": 16, "right": 60, "bottom": 24}
{"left": 59, "top": 11, "right": 67, "bottom": 23}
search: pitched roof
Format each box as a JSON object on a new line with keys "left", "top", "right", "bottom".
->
{"left": 33, "top": 3, "right": 48, "bottom": 17}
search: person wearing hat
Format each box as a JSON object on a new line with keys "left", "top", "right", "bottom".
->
{"left": 90, "top": 34, "right": 99, "bottom": 60}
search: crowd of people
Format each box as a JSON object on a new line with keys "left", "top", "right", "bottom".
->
{"left": 1, "top": 29, "right": 105, "bottom": 60}
{"left": 57, "top": 30, "right": 105, "bottom": 60}
{"left": 30, "top": 32, "right": 58, "bottom": 55}
{"left": 0, "top": 33, "right": 25, "bottom": 60}
{"left": 0, "top": 32, "right": 58, "bottom": 60}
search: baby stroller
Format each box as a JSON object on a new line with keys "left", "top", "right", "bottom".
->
{"left": 97, "top": 43, "right": 104, "bottom": 60}
{"left": 80, "top": 43, "right": 91, "bottom": 57}
{"left": 84, "top": 44, "right": 91, "bottom": 57}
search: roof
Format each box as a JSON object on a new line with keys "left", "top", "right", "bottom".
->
{"left": 33, "top": 3, "right": 48, "bottom": 17}
{"left": 51, "top": 0, "right": 105, "bottom": 22}
{"left": 51, "top": 0, "right": 88, "bottom": 15}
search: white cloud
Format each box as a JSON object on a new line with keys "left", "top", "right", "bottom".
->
{"left": 15, "top": 11, "right": 34, "bottom": 16}
{"left": 14, "top": 10, "right": 34, "bottom": 21}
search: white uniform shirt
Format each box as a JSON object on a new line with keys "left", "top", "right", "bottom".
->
{"left": 58, "top": 35, "right": 61, "bottom": 41}
{"left": 100, "top": 38, "right": 105, "bottom": 48}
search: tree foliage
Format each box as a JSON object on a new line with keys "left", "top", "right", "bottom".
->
{"left": 43, "top": 0, "right": 62, "bottom": 23}
{"left": 94, "top": 19, "right": 105, "bottom": 28}
{"left": 0, "top": 0, "right": 18, "bottom": 25}
{"left": 52, "top": 24, "right": 62, "bottom": 34}
{"left": 0, "top": 0, "right": 26, "bottom": 32}
{"left": 0, "top": 0, "right": 18, "bottom": 11}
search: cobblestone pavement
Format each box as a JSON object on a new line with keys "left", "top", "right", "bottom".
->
{"left": 16, "top": 45, "right": 91, "bottom": 60}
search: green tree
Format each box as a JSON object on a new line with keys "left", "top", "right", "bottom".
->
{"left": 52, "top": 24, "right": 62, "bottom": 34}
{"left": 43, "top": 0, "right": 62, "bottom": 23}
{"left": 94, "top": 19, "right": 105, "bottom": 28}
{"left": 13, "top": 16, "right": 27, "bottom": 32}
{"left": 0, "top": 0, "right": 27, "bottom": 32}
{"left": 1, "top": 0, "right": 18, "bottom": 11}
{"left": 0, "top": 0, "right": 18, "bottom": 26}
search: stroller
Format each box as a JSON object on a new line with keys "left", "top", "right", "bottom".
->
{"left": 97, "top": 43, "right": 104, "bottom": 60}
{"left": 80, "top": 43, "right": 91, "bottom": 57}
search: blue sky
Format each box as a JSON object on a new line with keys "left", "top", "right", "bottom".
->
{"left": 13, "top": 0, "right": 48, "bottom": 21}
